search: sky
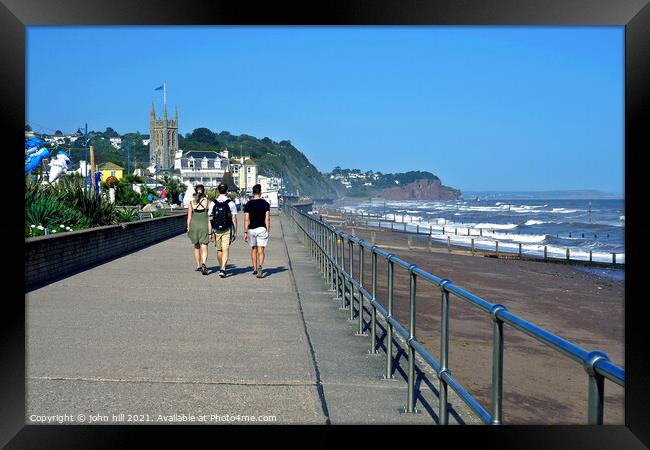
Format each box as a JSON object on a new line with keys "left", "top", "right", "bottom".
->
{"left": 26, "top": 26, "right": 624, "bottom": 194}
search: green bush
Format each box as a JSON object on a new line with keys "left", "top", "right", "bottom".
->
{"left": 116, "top": 208, "right": 138, "bottom": 223}
{"left": 25, "top": 176, "right": 118, "bottom": 236}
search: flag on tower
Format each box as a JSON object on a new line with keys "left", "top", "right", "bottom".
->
{"left": 154, "top": 85, "right": 164, "bottom": 90}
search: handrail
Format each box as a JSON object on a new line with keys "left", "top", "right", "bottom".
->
{"left": 286, "top": 205, "right": 624, "bottom": 425}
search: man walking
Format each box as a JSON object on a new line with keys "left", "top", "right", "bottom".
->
{"left": 244, "top": 184, "right": 270, "bottom": 278}
{"left": 209, "top": 183, "right": 238, "bottom": 278}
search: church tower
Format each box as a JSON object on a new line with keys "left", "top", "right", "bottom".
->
{"left": 149, "top": 99, "right": 178, "bottom": 174}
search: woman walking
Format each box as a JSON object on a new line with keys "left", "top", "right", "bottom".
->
{"left": 187, "top": 184, "right": 212, "bottom": 275}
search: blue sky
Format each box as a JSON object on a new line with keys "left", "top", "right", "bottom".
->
{"left": 26, "top": 26, "right": 624, "bottom": 194}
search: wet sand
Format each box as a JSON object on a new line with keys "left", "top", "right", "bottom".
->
{"left": 317, "top": 210, "right": 624, "bottom": 424}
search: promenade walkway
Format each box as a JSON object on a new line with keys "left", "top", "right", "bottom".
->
{"left": 26, "top": 213, "right": 477, "bottom": 425}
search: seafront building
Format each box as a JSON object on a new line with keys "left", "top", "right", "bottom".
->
{"left": 230, "top": 156, "right": 257, "bottom": 194}
{"left": 176, "top": 150, "right": 229, "bottom": 188}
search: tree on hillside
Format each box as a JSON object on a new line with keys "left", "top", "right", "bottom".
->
{"left": 188, "top": 128, "right": 217, "bottom": 144}
{"left": 104, "top": 127, "right": 119, "bottom": 138}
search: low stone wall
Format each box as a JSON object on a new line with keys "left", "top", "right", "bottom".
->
{"left": 25, "top": 214, "right": 186, "bottom": 290}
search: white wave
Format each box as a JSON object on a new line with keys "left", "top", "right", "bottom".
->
{"left": 524, "top": 220, "right": 546, "bottom": 226}
{"left": 551, "top": 208, "right": 580, "bottom": 214}
{"left": 620, "top": 215, "right": 625, "bottom": 221}
{"left": 491, "top": 232, "right": 547, "bottom": 243}
{"left": 474, "top": 223, "right": 519, "bottom": 230}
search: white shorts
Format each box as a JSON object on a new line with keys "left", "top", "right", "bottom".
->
{"left": 248, "top": 227, "right": 269, "bottom": 247}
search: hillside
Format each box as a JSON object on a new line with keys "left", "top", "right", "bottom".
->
{"left": 181, "top": 128, "right": 336, "bottom": 197}
{"left": 324, "top": 167, "right": 461, "bottom": 200}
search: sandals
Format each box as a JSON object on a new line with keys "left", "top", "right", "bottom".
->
{"left": 256, "top": 266, "right": 263, "bottom": 278}
{"left": 201, "top": 263, "right": 208, "bottom": 275}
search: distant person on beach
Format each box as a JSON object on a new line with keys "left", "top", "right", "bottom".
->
{"left": 244, "top": 184, "right": 270, "bottom": 278}
{"left": 187, "top": 184, "right": 212, "bottom": 275}
{"left": 209, "top": 183, "right": 238, "bottom": 278}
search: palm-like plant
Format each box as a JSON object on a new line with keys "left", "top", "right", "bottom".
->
{"left": 157, "top": 175, "right": 184, "bottom": 204}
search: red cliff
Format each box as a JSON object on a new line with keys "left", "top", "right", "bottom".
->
{"left": 378, "top": 179, "right": 461, "bottom": 201}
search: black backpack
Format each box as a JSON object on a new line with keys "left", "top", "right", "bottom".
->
{"left": 211, "top": 199, "right": 232, "bottom": 231}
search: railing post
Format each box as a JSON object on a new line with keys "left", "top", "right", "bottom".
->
{"left": 584, "top": 351, "right": 608, "bottom": 424}
{"left": 384, "top": 257, "right": 395, "bottom": 380}
{"left": 326, "top": 228, "right": 331, "bottom": 288}
{"left": 496, "top": 241, "right": 499, "bottom": 258}
{"left": 338, "top": 235, "right": 345, "bottom": 309}
{"left": 471, "top": 238, "right": 475, "bottom": 255}
{"left": 356, "top": 244, "right": 366, "bottom": 335}
{"left": 490, "top": 304, "right": 507, "bottom": 425}
{"left": 370, "top": 248, "right": 378, "bottom": 353}
{"left": 404, "top": 266, "right": 418, "bottom": 413}
{"left": 439, "top": 279, "right": 451, "bottom": 424}
{"left": 348, "top": 239, "right": 354, "bottom": 319}
{"left": 330, "top": 230, "right": 335, "bottom": 289}
{"left": 544, "top": 245, "right": 548, "bottom": 261}
{"left": 519, "top": 243, "right": 522, "bottom": 259}
{"left": 318, "top": 225, "right": 321, "bottom": 263}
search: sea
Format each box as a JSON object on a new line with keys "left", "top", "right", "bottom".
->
{"left": 337, "top": 198, "right": 625, "bottom": 266}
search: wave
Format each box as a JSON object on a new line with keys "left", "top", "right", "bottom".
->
{"left": 550, "top": 208, "right": 580, "bottom": 214}
{"left": 524, "top": 220, "right": 546, "bottom": 226}
{"left": 474, "top": 222, "right": 519, "bottom": 230}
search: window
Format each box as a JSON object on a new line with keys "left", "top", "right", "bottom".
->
{"left": 188, "top": 158, "right": 195, "bottom": 169}
{"left": 110, "top": 170, "right": 116, "bottom": 176}
{"left": 201, "top": 158, "right": 208, "bottom": 169}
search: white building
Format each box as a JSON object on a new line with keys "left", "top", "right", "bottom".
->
{"left": 230, "top": 156, "right": 257, "bottom": 194}
{"left": 257, "top": 175, "right": 282, "bottom": 193}
{"left": 178, "top": 150, "right": 229, "bottom": 188}
{"left": 109, "top": 137, "right": 122, "bottom": 149}
{"left": 73, "top": 160, "right": 92, "bottom": 177}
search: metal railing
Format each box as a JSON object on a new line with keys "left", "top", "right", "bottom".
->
{"left": 286, "top": 205, "right": 624, "bottom": 424}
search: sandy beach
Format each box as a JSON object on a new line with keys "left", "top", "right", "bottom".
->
{"left": 314, "top": 208, "right": 624, "bottom": 424}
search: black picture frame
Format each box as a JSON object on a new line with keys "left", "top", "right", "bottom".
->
{"left": 3, "top": 0, "right": 648, "bottom": 447}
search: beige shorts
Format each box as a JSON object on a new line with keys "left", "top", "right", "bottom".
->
{"left": 213, "top": 229, "right": 233, "bottom": 250}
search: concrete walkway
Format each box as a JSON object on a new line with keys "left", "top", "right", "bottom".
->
{"left": 26, "top": 212, "right": 478, "bottom": 425}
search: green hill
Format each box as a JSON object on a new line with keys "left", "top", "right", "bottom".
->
{"left": 180, "top": 128, "right": 336, "bottom": 197}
